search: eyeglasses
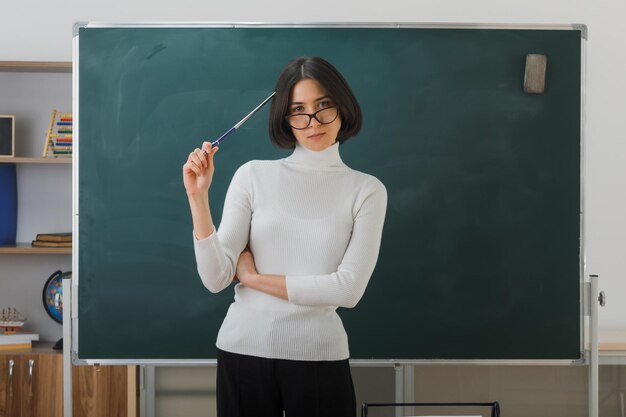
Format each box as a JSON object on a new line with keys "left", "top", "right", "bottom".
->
{"left": 285, "top": 106, "right": 339, "bottom": 130}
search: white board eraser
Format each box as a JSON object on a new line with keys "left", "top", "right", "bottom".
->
{"left": 524, "top": 54, "right": 547, "bottom": 94}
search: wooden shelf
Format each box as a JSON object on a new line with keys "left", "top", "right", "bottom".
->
{"left": 0, "top": 157, "right": 71, "bottom": 164}
{"left": 0, "top": 342, "right": 59, "bottom": 355}
{"left": 0, "top": 61, "right": 71, "bottom": 73}
{"left": 0, "top": 242, "right": 71, "bottom": 254}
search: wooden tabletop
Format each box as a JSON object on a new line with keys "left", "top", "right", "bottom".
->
{"left": 600, "top": 329, "right": 626, "bottom": 351}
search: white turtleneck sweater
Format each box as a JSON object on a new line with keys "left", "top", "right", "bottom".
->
{"left": 193, "top": 141, "right": 387, "bottom": 361}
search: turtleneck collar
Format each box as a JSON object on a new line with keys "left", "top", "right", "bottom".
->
{"left": 283, "top": 141, "right": 346, "bottom": 169}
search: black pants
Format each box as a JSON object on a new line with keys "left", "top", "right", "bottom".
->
{"left": 216, "top": 348, "right": 356, "bottom": 417}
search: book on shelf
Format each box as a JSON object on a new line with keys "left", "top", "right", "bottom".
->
{"left": 0, "top": 332, "right": 39, "bottom": 350}
{"left": 43, "top": 109, "right": 73, "bottom": 158}
{"left": 35, "top": 232, "right": 72, "bottom": 242}
{"left": 32, "top": 240, "right": 71, "bottom": 248}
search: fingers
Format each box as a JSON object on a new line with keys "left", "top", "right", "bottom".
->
{"left": 194, "top": 148, "right": 208, "bottom": 168}
{"left": 183, "top": 160, "right": 202, "bottom": 177}
{"left": 201, "top": 142, "right": 218, "bottom": 157}
{"left": 201, "top": 141, "right": 212, "bottom": 156}
{"left": 206, "top": 144, "right": 219, "bottom": 170}
{"left": 183, "top": 143, "right": 219, "bottom": 177}
{"left": 240, "top": 247, "right": 254, "bottom": 260}
{"left": 187, "top": 146, "right": 215, "bottom": 170}
{"left": 183, "top": 151, "right": 203, "bottom": 176}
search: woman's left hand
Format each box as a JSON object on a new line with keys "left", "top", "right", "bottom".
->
{"left": 234, "top": 246, "right": 288, "bottom": 300}
{"left": 236, "top": 246, "right": 258, "bottom": 285}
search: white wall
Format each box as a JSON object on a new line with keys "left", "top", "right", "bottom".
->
{"left": 1, "top": 0, "right": 624, "bottom": 332}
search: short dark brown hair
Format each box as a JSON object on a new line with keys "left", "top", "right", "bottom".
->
{"left": 269, "top": 56, "right": 362, "bottom": 149}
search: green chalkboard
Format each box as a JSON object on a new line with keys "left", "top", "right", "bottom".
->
{"left": 77, "top": 25, "right": 582, "bottom": 361}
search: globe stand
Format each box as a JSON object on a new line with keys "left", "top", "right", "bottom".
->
{"left": 43, "top": 270, "right": 69, "bottom": 352}
{"left": 53, "top": 337, "right": 63, "bottom": 350}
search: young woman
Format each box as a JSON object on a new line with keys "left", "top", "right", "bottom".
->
{"left": 183, "top": 56, "right": 387, "bottom": 417}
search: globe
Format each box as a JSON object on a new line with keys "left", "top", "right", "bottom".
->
{"left": 42, "top": 270, "right": 70, "bottom": 324}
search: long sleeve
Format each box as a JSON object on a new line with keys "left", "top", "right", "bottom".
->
{"left": 285, "top": 178, "right": 387, "bottom": 308}
{"left": 206, "top": 143, "right": 389, "bottom": 361}
{"left": 193, "top": 162, "right": 252, "bottom": 293}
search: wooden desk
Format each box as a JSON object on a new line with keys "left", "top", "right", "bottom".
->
{"left": 599, "top": 330, "right": 626, "bottom": 417}
{"left": 600, "top": 330, "right": 626, "bottom": 365}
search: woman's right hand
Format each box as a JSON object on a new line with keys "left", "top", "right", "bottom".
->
{"left": 183, "top": 141, "right": 219, "bottom": 196}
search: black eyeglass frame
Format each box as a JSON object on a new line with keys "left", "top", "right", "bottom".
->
{"left": 284, "top": 105, "right": 339, "bottom": 130}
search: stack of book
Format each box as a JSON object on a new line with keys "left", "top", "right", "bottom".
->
{"left": 31, "top": 232, "right": 72, "bottom": 248}
{"left": 0, "top": 308, "right": 38, "bottom": 350}
{"left": 43, "top": 110, "right": 72, "bottom": 157}
{"left": 0, "top": 333, "right": 39, "bottom": 350}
